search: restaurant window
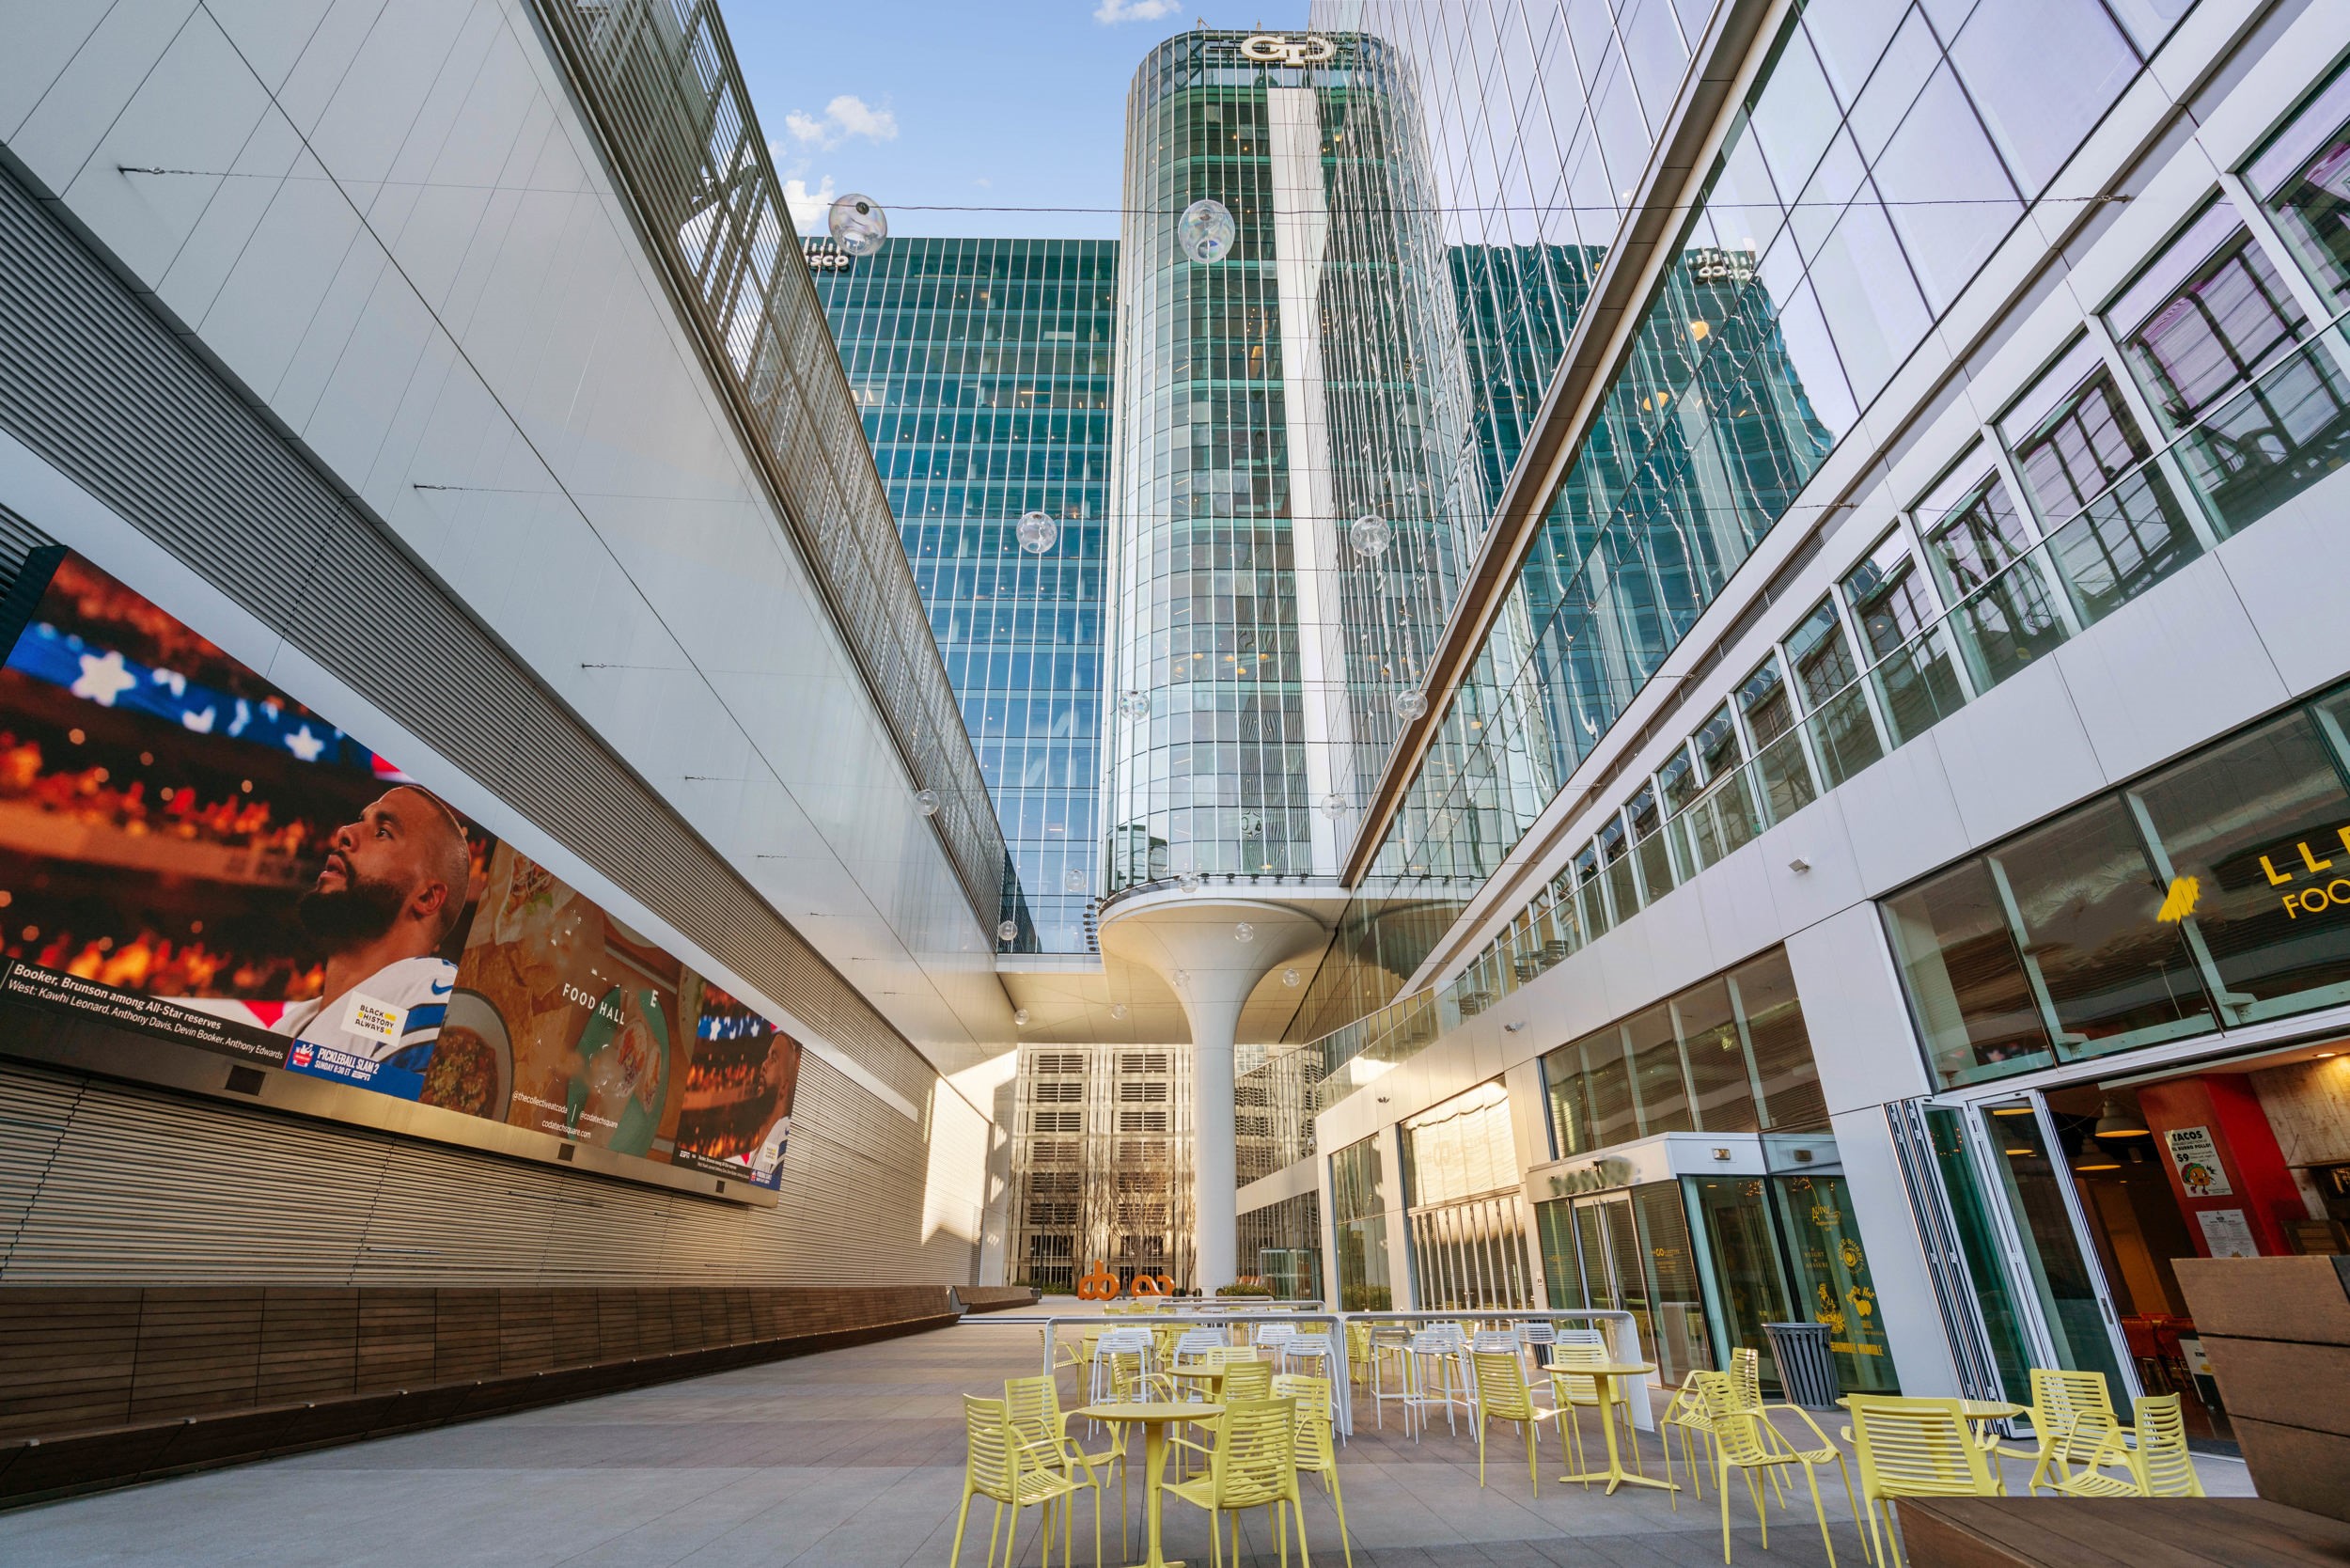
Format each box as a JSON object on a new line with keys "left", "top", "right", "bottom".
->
{"left": 1735, "top": 949, "right": 1828, "bottom": 1132}
{"left": 2107, "top": 196, "right": 2350, "bottom": 536}
{"left": 1675, "top": 977, "right": 1761, "bottom": 1134}
{"left": 1886, "top": 678, "right": 2350, "bottom": 1088}
{"left": 1402, "top": 1081, "right": 1534, "bottom": 1310}
{"left": 1628, "top": 1002, "right": 1695, "bottom": 1136}
{"left": 1999, "top": 337, "right": 2201, "bottom": 622}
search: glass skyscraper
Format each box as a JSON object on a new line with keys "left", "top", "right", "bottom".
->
{"left": 807, "top": 238, "right": 1116, "bottom": 952}
{"left": 1104, "top": 30, "right": 1478, "bottom": 892}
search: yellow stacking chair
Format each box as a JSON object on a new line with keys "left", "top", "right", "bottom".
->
{"left": 1694, "top": 1372, "right": 1861, "bottom": 1568}
{"left": 1844, "top": 1395, "right": 2001, "bottom": 1568}
{"left": 2053, "top": 1393, "right": 2203, "bottom": 1498}
{"left": 1274, "top": 1373, "right": 1354, "bottom": 1568}
{"left": 952, "top": 1394, "right": 1090, "bottom": 1568}
{"left": 1343, "top": 1322, "right": 1373, "bottom": 1388}
{"left": 1006, "top": 1374, "right": 1120, "bottom": 1562}
{"left": 1166, "top": 1396, "right": 1310, "bottom": 1568}
{"left": 1469, "top": 1349, "right": 1563, "bottom": 1495}
{"left": 1661, "top": 1372, "right": 1716, "bottom": 1499}
{"left": 2012, "top": 1369, "right": 2125, "bottom": 1494}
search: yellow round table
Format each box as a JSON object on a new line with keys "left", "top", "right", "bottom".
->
{"left": 1558, "top": 1361, "right": 1676, "bottom": 1496}
{"left": 1075, "top": 1402, "right": 1222, "bottom": 1568}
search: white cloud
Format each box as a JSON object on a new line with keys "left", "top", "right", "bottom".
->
{"left": 782, "top": 94, "right": 898, "bottom": 150}
{"left": 1094, "top": 0, "right": 1181, "bottom": 20}
{"left": 783, "top": 175, "right": 837, "bottom": 231}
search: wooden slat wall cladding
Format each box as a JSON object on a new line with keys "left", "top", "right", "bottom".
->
{"left": 0, "top": 1283, "right": 959, "bottom": 1505}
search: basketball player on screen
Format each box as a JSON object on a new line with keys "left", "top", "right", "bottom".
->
{"left": 274, "top": 785, "right": 469, "bottom": 1061}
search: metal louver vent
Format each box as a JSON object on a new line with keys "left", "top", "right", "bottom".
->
{"left": 0, "top": 166, "right": 970, "bottom": 1179}
{"left": 0, "top": 1058, "right": 978, "bottom": 1285}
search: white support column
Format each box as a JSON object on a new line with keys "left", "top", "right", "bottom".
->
{"left": 1785, "top": 902, "right": 1966, "bottom": 1397}
{"left": 1098, "top": 894, "right": 1338, "bottom": 1291}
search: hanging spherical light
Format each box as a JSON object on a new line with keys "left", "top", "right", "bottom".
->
{"left": 1320, "top": 792, "right": 1348, "bottom": 820}
{"left": 1121, "top": 689, "right": 1151, "bottom": 720}
{"left": 1349, "top": 513, "right": 1392, "bottom": 558}
{"left": 1392, "top": 687, "right": 1429, "bottom": 720}
{"left": 1013, "top": 1007, "right": 1030, "bottom": 1026}
{"left": 997, "top": 919, "right": 1019, "bottom": 942}
{"left": 1282, "top": 967, "right": 1301, "bottom": 987}
{"left": 1177, "top": 870, "right": 1202, "bottom": 893}
{"left": 827, "top": 193, "right": 888, "bottom": 256}
{"left": 914, "top": 788, "right": 940, "bottom": 816}
{"left": 1234, "top": 921, "right": 1255, "bottom": 944}
{"left": 1016, "top": 510, "right": 1058, "bottom": 555}
{"left": 1178, "top": 198, "right": 1236, "bottom": 263}
{"left": 1063, "top": 869, "right": 1087, "bottom": 893}
{"left": 1110, "top": 1003, "right": 1128, "bottom": 1020}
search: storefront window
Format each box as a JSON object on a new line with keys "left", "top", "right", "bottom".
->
{"left": 1629, "top": 1002, "right": 1695, "bottom": 1135}
{"left": 2133, "top": 707, "right": 2350, "bottom": 1021}
{"left": 1402, "top": 1081, "right": 1534, "bottom": 1310}
{"left": 1689, "top": 1175, "right": 1793, "bottom": 1391}
{"left": 1979, "top": 1103, "right": 2130, "bottom": 1393}
{"left": 1736, "top": 949, "right": 1828, "bottom": 1131}
{"left": 1770, "top": 1169, "right": 1901, "bottom": 1392}
{"left": 1888, "top": 679, "right": 2350, "bottom": 1089}
{"left": 1677, "top": 978, "right": 1761, "bottom": 1134}
{"left": 1997, "top": 797, "right": 2215, "bottom": 1048}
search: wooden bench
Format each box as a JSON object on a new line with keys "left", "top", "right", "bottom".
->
{"left": 1899, "top": 1497, "right": 2350, "bottom": 1568}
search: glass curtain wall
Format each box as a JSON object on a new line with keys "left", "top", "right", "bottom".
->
{"left": 1886, "top": 679, "right": 2350, "bottom": 1089}
{"left": 807, "top": 238, "right": 1115, "bottom": 951}
{"left": 1543, "top": 947, "right": 1828, "bottom": 1155}
{"left": 1401, "top": 1079, "right": 1536, "bottom": 1309}
{"left": 1308, "top": 61, "right": 2350, "bottom": 1104}
{"left": 1330, "top": 1131, "right": 1395, "bottom": 1309}
{"left": 1236, "top": 1189, "right": 1324, "bottom": 1297}
{"left": 1307, "top": 0, "right": 2207, "bottom": 1033}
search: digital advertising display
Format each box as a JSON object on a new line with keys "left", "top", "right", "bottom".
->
{"left": 0, "top": 549, "right": 800, "bottom": 1193}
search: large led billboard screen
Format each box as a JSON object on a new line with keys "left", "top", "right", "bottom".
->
{"left": 0, "top": 549, "right": 799, "bottom": 1194}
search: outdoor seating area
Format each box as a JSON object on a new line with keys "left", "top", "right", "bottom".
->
{"left": 0, "top": 1305, "right": 2260, "bottom": 1568}
{"left": 950, "top": 1304, "right": 2255, "bottom": 1568}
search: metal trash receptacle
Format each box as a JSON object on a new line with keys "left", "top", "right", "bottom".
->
{"left": 1762, "top": 1322, "right": 1841, "bottom": 1408}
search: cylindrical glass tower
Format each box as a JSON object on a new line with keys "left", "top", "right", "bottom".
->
{"left": 1103, "top": 30, "right": 1476, "bottom": 895}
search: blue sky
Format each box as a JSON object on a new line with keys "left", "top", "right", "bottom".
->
{"left": 727, "top": 1, "right": 1310, "bottom": 240}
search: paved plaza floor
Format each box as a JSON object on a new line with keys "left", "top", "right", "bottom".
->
{"left": 0, "top": 1310, "right": 2256, "bottom": 1567}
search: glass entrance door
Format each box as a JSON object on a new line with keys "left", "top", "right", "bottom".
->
{"left": 1972, "top": 1095, "right": 2134, "bottom": 1395}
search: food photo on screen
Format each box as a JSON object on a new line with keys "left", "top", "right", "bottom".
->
{"left": 670, "top": 984, "right": 801, "bottom": 1189}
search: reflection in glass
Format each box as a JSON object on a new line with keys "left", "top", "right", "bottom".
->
{"left": 1676, "top": 979, "right": 1761, "bottom": 1134}
{"left": 1734, "top": 949, "right": 1827, "bottom": 1131}
{"left": 1843, "top": 531, "right": 1965, "bottom": 744}
{"left": 1995, "top": 799, "right": 2214, "bottom": 1052}
{"left": 1785, "top": 595, "right": 1882, "bottom": 786}
{"left": 1629, "top": 1003, "right": 1694, "bottom": 1135}
{"left": 2111, "top": 199, "right": 2350, "bottom": 537}
{"left": 1690, "top": 1175, "right": 1794, "bottom": 1390}
{"left": 2247, "top": 61, "right": 2350, "bottom": 311}
{"left": 1883, "top": 862, "right": 2058, "bottom": 1085}
{"left": 1739, "top": 652, "right": 1818, "bottom": 824}
{"left": 1925, "top": 1105, "right": 2037, "bottom": 1404}
{"left": 2007, "top": 357, "right": 2201, "bottom": 622}
{"left": 1981, "top": 1104, "right": 2128, "bottom": 1391}
{"left": 1925, "top": 472, "right": 2067, "bottom": 689}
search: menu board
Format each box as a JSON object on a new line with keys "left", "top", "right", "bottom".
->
{"left": 0, "top": 549, "right": 799, "bottom": 1192}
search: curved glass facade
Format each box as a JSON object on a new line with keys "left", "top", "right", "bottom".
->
{"left": 1104, "top": 31, "right": 1474, "bottom": 887}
